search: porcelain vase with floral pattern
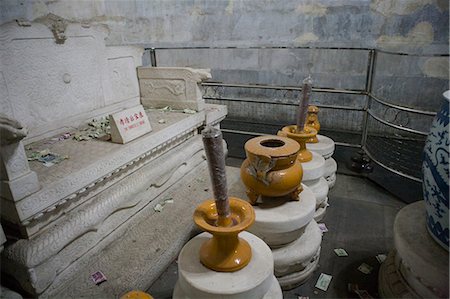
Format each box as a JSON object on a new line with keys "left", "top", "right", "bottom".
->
{"left": 422, "top": 90, "right": 449, "bottom": 250}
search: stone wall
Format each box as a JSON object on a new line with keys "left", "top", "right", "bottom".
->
{"left": 1, "top": 0, "right": 448, "bottom": 136}
{"left": 1, "top": 0, "right": 448, "bottom": 53}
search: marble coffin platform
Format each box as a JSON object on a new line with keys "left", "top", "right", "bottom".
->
{"left": 1, "top": 105, "right": 227, "bottom": 297}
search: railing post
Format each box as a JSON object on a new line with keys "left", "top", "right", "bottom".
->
{"left": 361, "top": 49, "right": 377, "bottom": 148}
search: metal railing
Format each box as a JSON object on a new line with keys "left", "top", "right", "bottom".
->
{"left": 145, "top": 46, "right": 448, "bottom": 182}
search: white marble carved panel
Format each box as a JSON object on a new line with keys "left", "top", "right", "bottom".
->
{"left": 0, "top": 20, "right": 143, "bottom": 141}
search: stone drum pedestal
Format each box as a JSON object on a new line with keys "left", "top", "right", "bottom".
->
{"left": 173, "top": 232, "right": 282, "bottom": 299}
{"left": 228, "top": 169, "right": 322, "bottom": 290}
{"left": 306, "top": 134, "right": 337, "bottom": 189}
{"left": 301, "top": 152, "right": 329, "bottom": 222}
{"left": 378, "top": 201, "right": 449, "bottom": 298}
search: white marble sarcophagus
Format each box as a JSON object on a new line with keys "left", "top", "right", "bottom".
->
{"left": 0, "top": 16, "right": 227, "bottom": 298}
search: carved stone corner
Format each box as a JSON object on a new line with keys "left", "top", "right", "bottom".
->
{"left": 0, "top": 115, "right": 40, "bottom": 203}
{"left": 35, "top": 13, "right": 68, "bottom": 44}
{"left": 137, "top": 67, "right": 211, "bottom": 112}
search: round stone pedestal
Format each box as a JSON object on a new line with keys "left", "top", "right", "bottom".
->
{"left": 273, "top": 220, "right": 322, "bottom": 290}
{"left": 306, "top": 135, "right": 335, "bottom": 159}
{"left": 173, "top": 231, "right": 282, "bottom": 299}
{"left": 378, "top": 201, "right": 449, "bottom": 298}
{"left": 248, "top": 184, "right": 316, "bottom": 247}
{"left": 306, "top": 134, "right": 337, "bottom": 189}
{"left": 302, "top": 152, "right": 329, "bottom": 220}
{"left": 247, "top": 185, "right": 321, "bottom": 290}
{"left": 324, "top": 157, "right": 337, "bottom": 189}
{"left": 302, "top": 177, "right": 329, "bottom": 222}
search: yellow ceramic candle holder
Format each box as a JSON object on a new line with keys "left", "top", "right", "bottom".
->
{"left": 240, "top": 135, "right": 303, "bottom": 205}
{"left": 306, "top": 105, "right": 320, "bottom": 143}
{"left": 277, "top": 125, "right": 317, "bottom": 163}
{"left": 193, "top": 197, "right": 255, "bottom": 272}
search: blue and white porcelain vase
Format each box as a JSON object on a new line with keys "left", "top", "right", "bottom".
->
{"left": 423, "top": 90, "right": 449, "bottom": 251}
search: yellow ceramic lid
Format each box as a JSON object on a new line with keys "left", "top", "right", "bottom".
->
{"left": 244, "top": 135, "right": 300, "bottom": 158}
{"left": 120, "top": 291, "right": 154, "bottom": 299}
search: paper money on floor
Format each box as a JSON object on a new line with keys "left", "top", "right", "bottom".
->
{"left": 376, "top": 254, "right": 387, "bottom": 264}
{"left": 357, "top": 263, "right": 373, "bottom": 274}
{"left": 90, "top": 271, "right": 107, "bottom": 285}
{"left": 334, "top": 248, "right": 348, "bottom": 257}
{"left": 315, "top": 273, "right": 332, "bottom": 291}
{"left": 318, "top": 223, "right": 328, "bottom": 233}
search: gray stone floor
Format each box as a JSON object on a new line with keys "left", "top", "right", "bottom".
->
{"left": 147, "top": 161, "right": 406, "bottom": 299}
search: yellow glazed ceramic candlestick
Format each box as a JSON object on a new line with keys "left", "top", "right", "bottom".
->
{"left": 194, "top": 197, "right": 255, "bottom": 272}
{"left": 240, "top": 135, "right": 303, "bottom": 205}
{"left": 197, "top": 126, "right": 255, "bottom": 272}
{"left": 277, "top": 125, "right": 317, "bottom": 163}
{"left": 306, "top": 105, "right": 320, "bottom": 143}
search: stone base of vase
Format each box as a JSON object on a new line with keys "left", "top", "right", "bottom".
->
{"left": 173, "top": 231, "right": 282, "bottom": 299}
{"left": 378, "top": 201, "right": 449, "bottom": 298}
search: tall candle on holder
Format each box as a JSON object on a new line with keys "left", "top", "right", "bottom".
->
{"left": 296, "top": 75, "right": 313, "bottom": 133}
{"left": 201, "top": 126, "right": 232, "bottom": 227}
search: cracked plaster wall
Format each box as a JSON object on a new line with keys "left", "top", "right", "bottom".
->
{"left": 1, "top": 0, "right": 448, "bottom": 134}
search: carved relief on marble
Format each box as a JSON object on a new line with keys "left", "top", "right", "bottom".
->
{"left": 0, "top": 18, "right": 143, "bottom": 141}
{"left": 138, "top": 67, "right": 211, "bottom": 111}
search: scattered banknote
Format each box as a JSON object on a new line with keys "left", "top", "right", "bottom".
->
{"left": 376, "top": 254, "right": 387, "bottom": 264}
{"left": 90, "top": 271, "right": 107, "bottom": 285}
{"left": 27, "top": 149, "right": 68, "bottom": 167}
{"left": 315, "top": 273, "right": 332, "bottom": 291}
{"left": 334, "top": 248, "right": 348, "bottom": 257}
{"left": 154, "top": 204, "right": 164, "bottom": 212}
{"left": 73, "top": 117, "right": 110, "bottom": 141}
{"left": 318, "top": 223, "right": 328, "bottom": 233}
{"left": 298, "top": 297, "right": 309, "bottom": 299}
{"left": 357, "top": 263, "right": 373, "bottom": 274}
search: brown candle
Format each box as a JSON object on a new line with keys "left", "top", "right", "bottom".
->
{"left": 296, "top": 75, "right": 313, "bottom": 133}
{"left": 201, "top": 126, "right": 231, "bottom": 226}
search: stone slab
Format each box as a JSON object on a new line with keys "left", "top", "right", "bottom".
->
{"left": 306, "top": 135, "right": 335, "bottom": 159}
{"left": 2, "top": 109, "right": 205, "bottom": 234}
{"left": 205, "top": 103, "right": 227, "bottom": 126}
{"left": 272, "top": 220, "right": 322, "bottom": 278}
{"left": 301, "top": 152, "right": 325, "bottom": 181}
{"left": 2, "top": 135, "right": 207, "bottom": 296}
{"left": 39, "top": 163, "right": 242, "bottom": 298}
{"left": 392, "top": 201, "right": 449, "bottom": 298}
{"left": 174, "top": 231, "right": 281, "bottom": 299}
{"left": 109, "top": 105, "right": 152, "bottom": 144}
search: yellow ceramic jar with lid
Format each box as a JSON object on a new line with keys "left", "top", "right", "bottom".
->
{"left": 240, "top": 135, "right": 303, "bottom": 205}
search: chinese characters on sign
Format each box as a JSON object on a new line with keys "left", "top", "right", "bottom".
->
{"left": 110, "top": 105, "right": 152, "bottom": 144}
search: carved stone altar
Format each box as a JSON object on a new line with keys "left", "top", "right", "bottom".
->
{"left": 0, "top": 17, "right": 227, "bottom": 297}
